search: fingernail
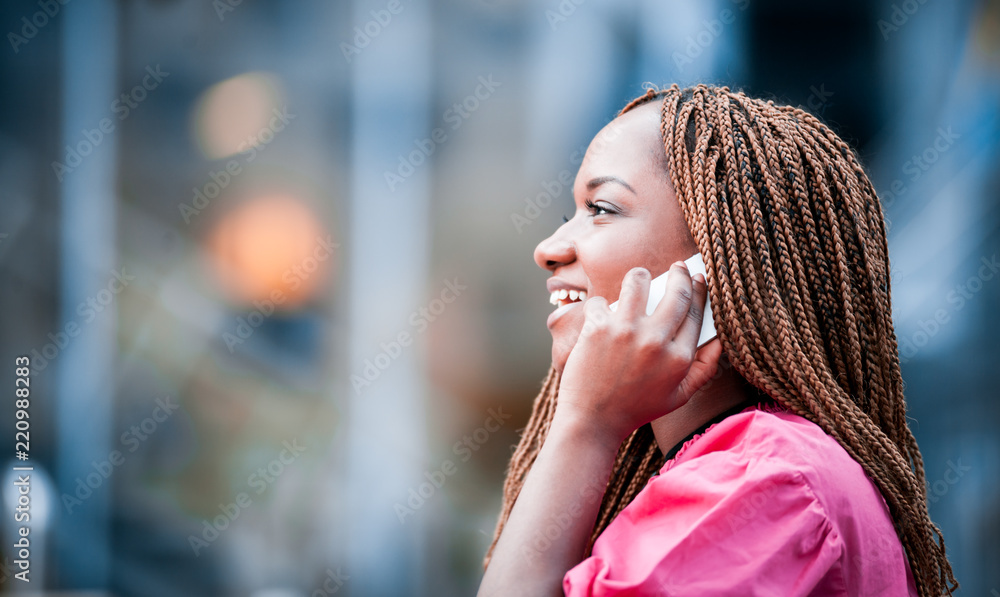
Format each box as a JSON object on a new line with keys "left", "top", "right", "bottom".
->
{"left": 673, "top": 260, "right": 686, "bottom": 269}
{"left": 693, "top": 273, "right": 705, "bottom": 283}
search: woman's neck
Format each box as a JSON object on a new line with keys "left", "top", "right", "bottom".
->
{"left": 649, "top": 365, "right": 756, "bottom": 459}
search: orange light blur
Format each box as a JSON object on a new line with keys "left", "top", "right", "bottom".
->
{"left": 204, "top": 195, "right": 334, "bottom": 308}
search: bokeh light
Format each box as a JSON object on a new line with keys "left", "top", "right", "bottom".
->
{"left": 192, "top": 71, "right": 286, "bottom": 160}
{"left": 204, "top": 194, "right": 334, "bottom": 308}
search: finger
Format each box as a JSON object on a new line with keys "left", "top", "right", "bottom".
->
{"left": 615, "top": 267, "right": 651, "bottom": 319}
{"left": 650, "top": 261, "right": 694, "bottom": 338}
{"left": 693, "top": 337, "right": 723, "bottom": 373}
{"left": 672, "top": 272, "right": 708, "bottom": 348}
{"left": 677, "top": 338, "right": 724, "bottom": 401}
{"left": 579, "top": 295, "right": 610, "bottom": 338}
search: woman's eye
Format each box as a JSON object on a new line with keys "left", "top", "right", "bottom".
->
{"left": 585, "top": 200, "right": 613, "bottom": 216}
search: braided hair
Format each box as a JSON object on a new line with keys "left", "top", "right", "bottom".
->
{"left": 483, "top": 84, "right": 958, "bottom": 597}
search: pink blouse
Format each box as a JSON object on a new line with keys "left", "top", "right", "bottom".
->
{"left": 563, "top": 404, "right": 919, "bottom": 596}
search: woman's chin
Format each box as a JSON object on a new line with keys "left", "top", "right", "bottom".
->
{"left": 547, "top": 305, "right": 584, "bottom": 373}
{"left": 551, "top": 344, "right": 567, "bottom": 373}
{"left": 548, "top": 328, "right": 576, "bottom": 373}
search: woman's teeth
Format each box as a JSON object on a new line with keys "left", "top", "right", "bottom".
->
{"left": 549, "top": 289, "right": 587, "bottom": 307}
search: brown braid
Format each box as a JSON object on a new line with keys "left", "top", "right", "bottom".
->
{"left": 483, "top": 84, "right": 957, "bottom": 596}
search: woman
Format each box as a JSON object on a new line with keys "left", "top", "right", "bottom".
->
{"left": 477, "top": 84, "right": 958, "bottom": 596}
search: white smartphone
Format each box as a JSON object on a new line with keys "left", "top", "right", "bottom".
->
{"left": 608, "top": 253, "right": 718, "bottom": 347}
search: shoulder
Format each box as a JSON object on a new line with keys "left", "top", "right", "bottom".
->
{"left": 652, "top": 404, "right": 915, "bottom": 595}
{"left": 569, "top": 406, "right": 849, "bottom": 595}
{"left": 665, "top": 403, "right": 847, "bottom": 471}
{"left": 663, "top": 404, "right": 887, "bottom": 525}
{"left": 565, "top": 405, "right": 916, "bottom": 596}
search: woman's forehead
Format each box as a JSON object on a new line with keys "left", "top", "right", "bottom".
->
{"left": 580, "top": 103, "right": 666, "bottom": 176}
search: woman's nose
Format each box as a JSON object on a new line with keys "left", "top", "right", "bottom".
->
{"left": 533, "top": 226, "right": 576, "bottom": 271}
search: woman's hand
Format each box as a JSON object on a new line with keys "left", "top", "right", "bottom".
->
{"left": 554, "top": 261, "right": 723, "bottom": 447}
{"left": 479, "top": 263, "right": 721, "bottom": 597}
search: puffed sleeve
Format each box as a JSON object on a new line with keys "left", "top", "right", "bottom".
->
{"left": 563, "top": 451, "right": 845, "bottom": 596}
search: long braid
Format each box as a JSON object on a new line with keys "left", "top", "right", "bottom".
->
{"left": 483, "top": 84, "right": 957, "bottom": 597}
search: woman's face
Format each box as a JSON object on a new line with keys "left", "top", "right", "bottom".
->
{"left": 534, "top": 102, "right": 699, "bottom": 371}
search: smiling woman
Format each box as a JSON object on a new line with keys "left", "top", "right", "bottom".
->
{"left": 477, "top": 84, "right": 958, "bottom": 597}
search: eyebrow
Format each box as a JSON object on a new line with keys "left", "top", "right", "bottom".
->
{"left": 586, "top": 175, "right": 636, "bottom": 195}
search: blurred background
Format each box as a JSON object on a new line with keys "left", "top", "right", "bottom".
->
{"left": 0, "top": 0, "right": 998, "bottom": 595}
